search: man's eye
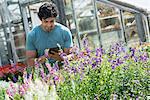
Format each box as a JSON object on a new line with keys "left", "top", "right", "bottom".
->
{"left": 51, "top": 20, "right": 54, "bottom": 23}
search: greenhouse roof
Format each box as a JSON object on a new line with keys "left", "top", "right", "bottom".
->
{"left": 118, "top": 0, "right": 150, "bottom": 11}
{"left": 97, "top": 0, "right": 150, "bottom": 15}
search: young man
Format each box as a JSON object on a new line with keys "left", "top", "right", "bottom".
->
{"left": 26, "top": 2, "right": 73, "bottom": 66}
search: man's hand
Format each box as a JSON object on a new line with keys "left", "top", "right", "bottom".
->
{"left": 48, "top": 50, "right": 63, "bottom": 61}
{"left": 37, "top": 55, "right": 47, "bottom": 64}
{"left": 26, "top": 50, "right": 37, "bottom": 66}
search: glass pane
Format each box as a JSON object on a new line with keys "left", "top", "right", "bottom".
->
{"left": 64, "top": 0, "right": 72, "bottom": 15}
{"left": 143, "top": 15, "right": 150, "bottom": 41}
{"left": 97, "top": 2, "right": 119, "bottom": 17}
{"left": 123, "top": 11, "right": 139, "bottom": 44}
{"left": 97, "top": 2, "right": 120, "bottom": 32}
{"left": 75, "top": 6, "right": 94, "bottom": 18}
{"left": 16, "top": 48, "right": 26, "bottom": 61}
{"left": 63, "top": 0, "right": 77, "bottom": 45}
{"left": 73, "top": 0, "right": 97, "bottom": 32}
{"left": 8, "top": 4, "right": 21, "bottom": 21}
{"left": 0, "top": 16, "right": 2, "bottom": 25}
{"left": 73, "top": 0, "right": 100, "bottom": 50}
{"left": 96, "top": 2, "right": 121, "bottom": 48}
{"left": 78, "top": 16, "right": 97, "bottom": 32}
{"left": 14, "top": 33, "right": 25, "bottom": 47}
{"left": 63, "top": 0, "right": 76, "bottom": 30}
{"left": 80, "top": 32, "right": 100, "bottom": 50}
{"left": 101, "top": 31, "right": 121, "bottom": 48}
{"left": 100, "top": 17, "right": 120, "bottom": 32}
{"left": 74, "top": 0, "right": 93, "bottom": 10}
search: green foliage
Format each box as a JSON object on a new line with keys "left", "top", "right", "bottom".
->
{"left": 56, "top": 43, "right": 150, "bottom": 99}
{"left": 0, "top": 88, "right": 5, "bottom": 100}
{"left": 14, "top": 93, "right": 24, "bottom": 100}
{"left": 0, "top": 42, "right": 149, "bottom": 99}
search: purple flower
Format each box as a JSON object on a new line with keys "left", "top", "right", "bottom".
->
{"left": 70, "top": 45, "right": 80, "bottom": 54}
{"left": 111, "top": 65, "right": 115, "bottom": 69}
{"left": 60, "top": 52, "right": 67, "bottom": 58}
{"left": 80, "top": 73, "right": 84, "bottom": 81}
{"left": 139, "top": 53, "right": 149, "bottom": 62}
{"left": 63, "top": 57, "right": 69, "bottom": 67}
{"left": 133, "top": 56, "right": 138, "bottom": 62}
{"left": 124, "top": 55, "right": 129, "bottom": 59}
{"left": 83, "top": 37, "right": 89, "bottom": 48}
{"left": 79, "top": 63, "right": 84, "bottom": 68}
{"left": 82, "top": 67, "right": 85, "bottom": 70}
{"left": 130, "top": 47, "right": 136, "bottom": 57}
{"left": 117, "top": 58, "right": 123, "bottom": 64}
{"left": 86, "top": 49, "right": 91, "bottom": 57}
{"left": 12, "top": 76, "right": 17, "bottom": 83}
{"left": 53, "top": 75, "right": 59, "bottom": 81}
{"left": 53, "top": 63, "right": 59, "bottom": 71}
{"left": 92, "top": 63, "right": 96, "bottom": 68}
{"left": 108, "top": 59, "right": 111, "bottom": 62}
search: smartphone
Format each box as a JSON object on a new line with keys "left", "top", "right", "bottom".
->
{"left": 48, "top": 47, "right": 60, "bottom": 54}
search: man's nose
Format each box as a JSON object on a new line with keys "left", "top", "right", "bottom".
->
{"left": 47, "top": 23, "right": 52, "bottom": 27}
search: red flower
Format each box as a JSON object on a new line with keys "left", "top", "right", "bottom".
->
{"left": 0, "top": 63, "right": 27, "bottom": 78}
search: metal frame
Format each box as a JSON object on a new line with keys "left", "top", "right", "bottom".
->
{"left": 71, "top": 0, "right": 81, "bottom": 49}
{"left": 0, "top": 0, "right": 18, "bottom": 64}
{"left": 93, "top": 0, "right": 102, "bottom": 47}
{"left": 0, "top": 0, "right": 150, "bottom": 65}
{"left": 97, "top": 0, "right": 150, "bottom": 42}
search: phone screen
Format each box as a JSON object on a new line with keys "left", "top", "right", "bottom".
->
{"left": 48, "top": 47, "right": 59, "bottom": 54}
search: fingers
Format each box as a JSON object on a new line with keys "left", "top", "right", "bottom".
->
{"left": 49, "top": 52, "right": 63, "bottom": 61}
{"left": 37, "top": 56, "right": 46, "bottom": 63}
{"left": 51, "top": 51, "right": 57, "bottom": 55}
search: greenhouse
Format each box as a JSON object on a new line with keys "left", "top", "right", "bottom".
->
{"left": 0, "top": 0, "right": 149, "bottom": 99}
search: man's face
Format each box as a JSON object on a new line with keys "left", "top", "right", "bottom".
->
{"left": 41, "top": 17, "right": 56, "bottom": 32}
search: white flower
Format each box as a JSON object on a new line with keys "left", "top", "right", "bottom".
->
{"left": 23, "top": 78, "right": 58, "bottom": 100}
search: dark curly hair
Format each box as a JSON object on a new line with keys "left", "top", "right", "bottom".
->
{"left": 38, "top": 2, "right": 58, "bottom": 20}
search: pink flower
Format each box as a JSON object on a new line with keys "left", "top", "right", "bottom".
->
{"left": 19, "top": 85, "right": 26, "bottom": 96}
{"left": 45, "top": 63, "right": 52, "bottom": 71}
{"left": 10, "top": 82, "right": 17, "bottom": 93}
{"left": 44, "top": 49, "right": 49, "bottom": 58}
{"left": 34, "top": 59, "right": 40, "bottom": 68}
{"left": 6, "top": 82, "right": 17, "bottom": 98}
{"left": 6, "top": 89, "right": 13, "bottom": 97}
{"left": 45, "top": 63, "right": 55, "bottom": 74}
{"left": 50, "top": 69, "right": 55, "bottom": 74}
{"left": 22, "top": 82, "right": 29, "bottom": 91}
{"left": 40, "top": 69, "right": 45, "bottom": 79}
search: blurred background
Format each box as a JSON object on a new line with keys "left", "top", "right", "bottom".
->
{"left": 0, "top": 0, "right": 150, "bottom": 65}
